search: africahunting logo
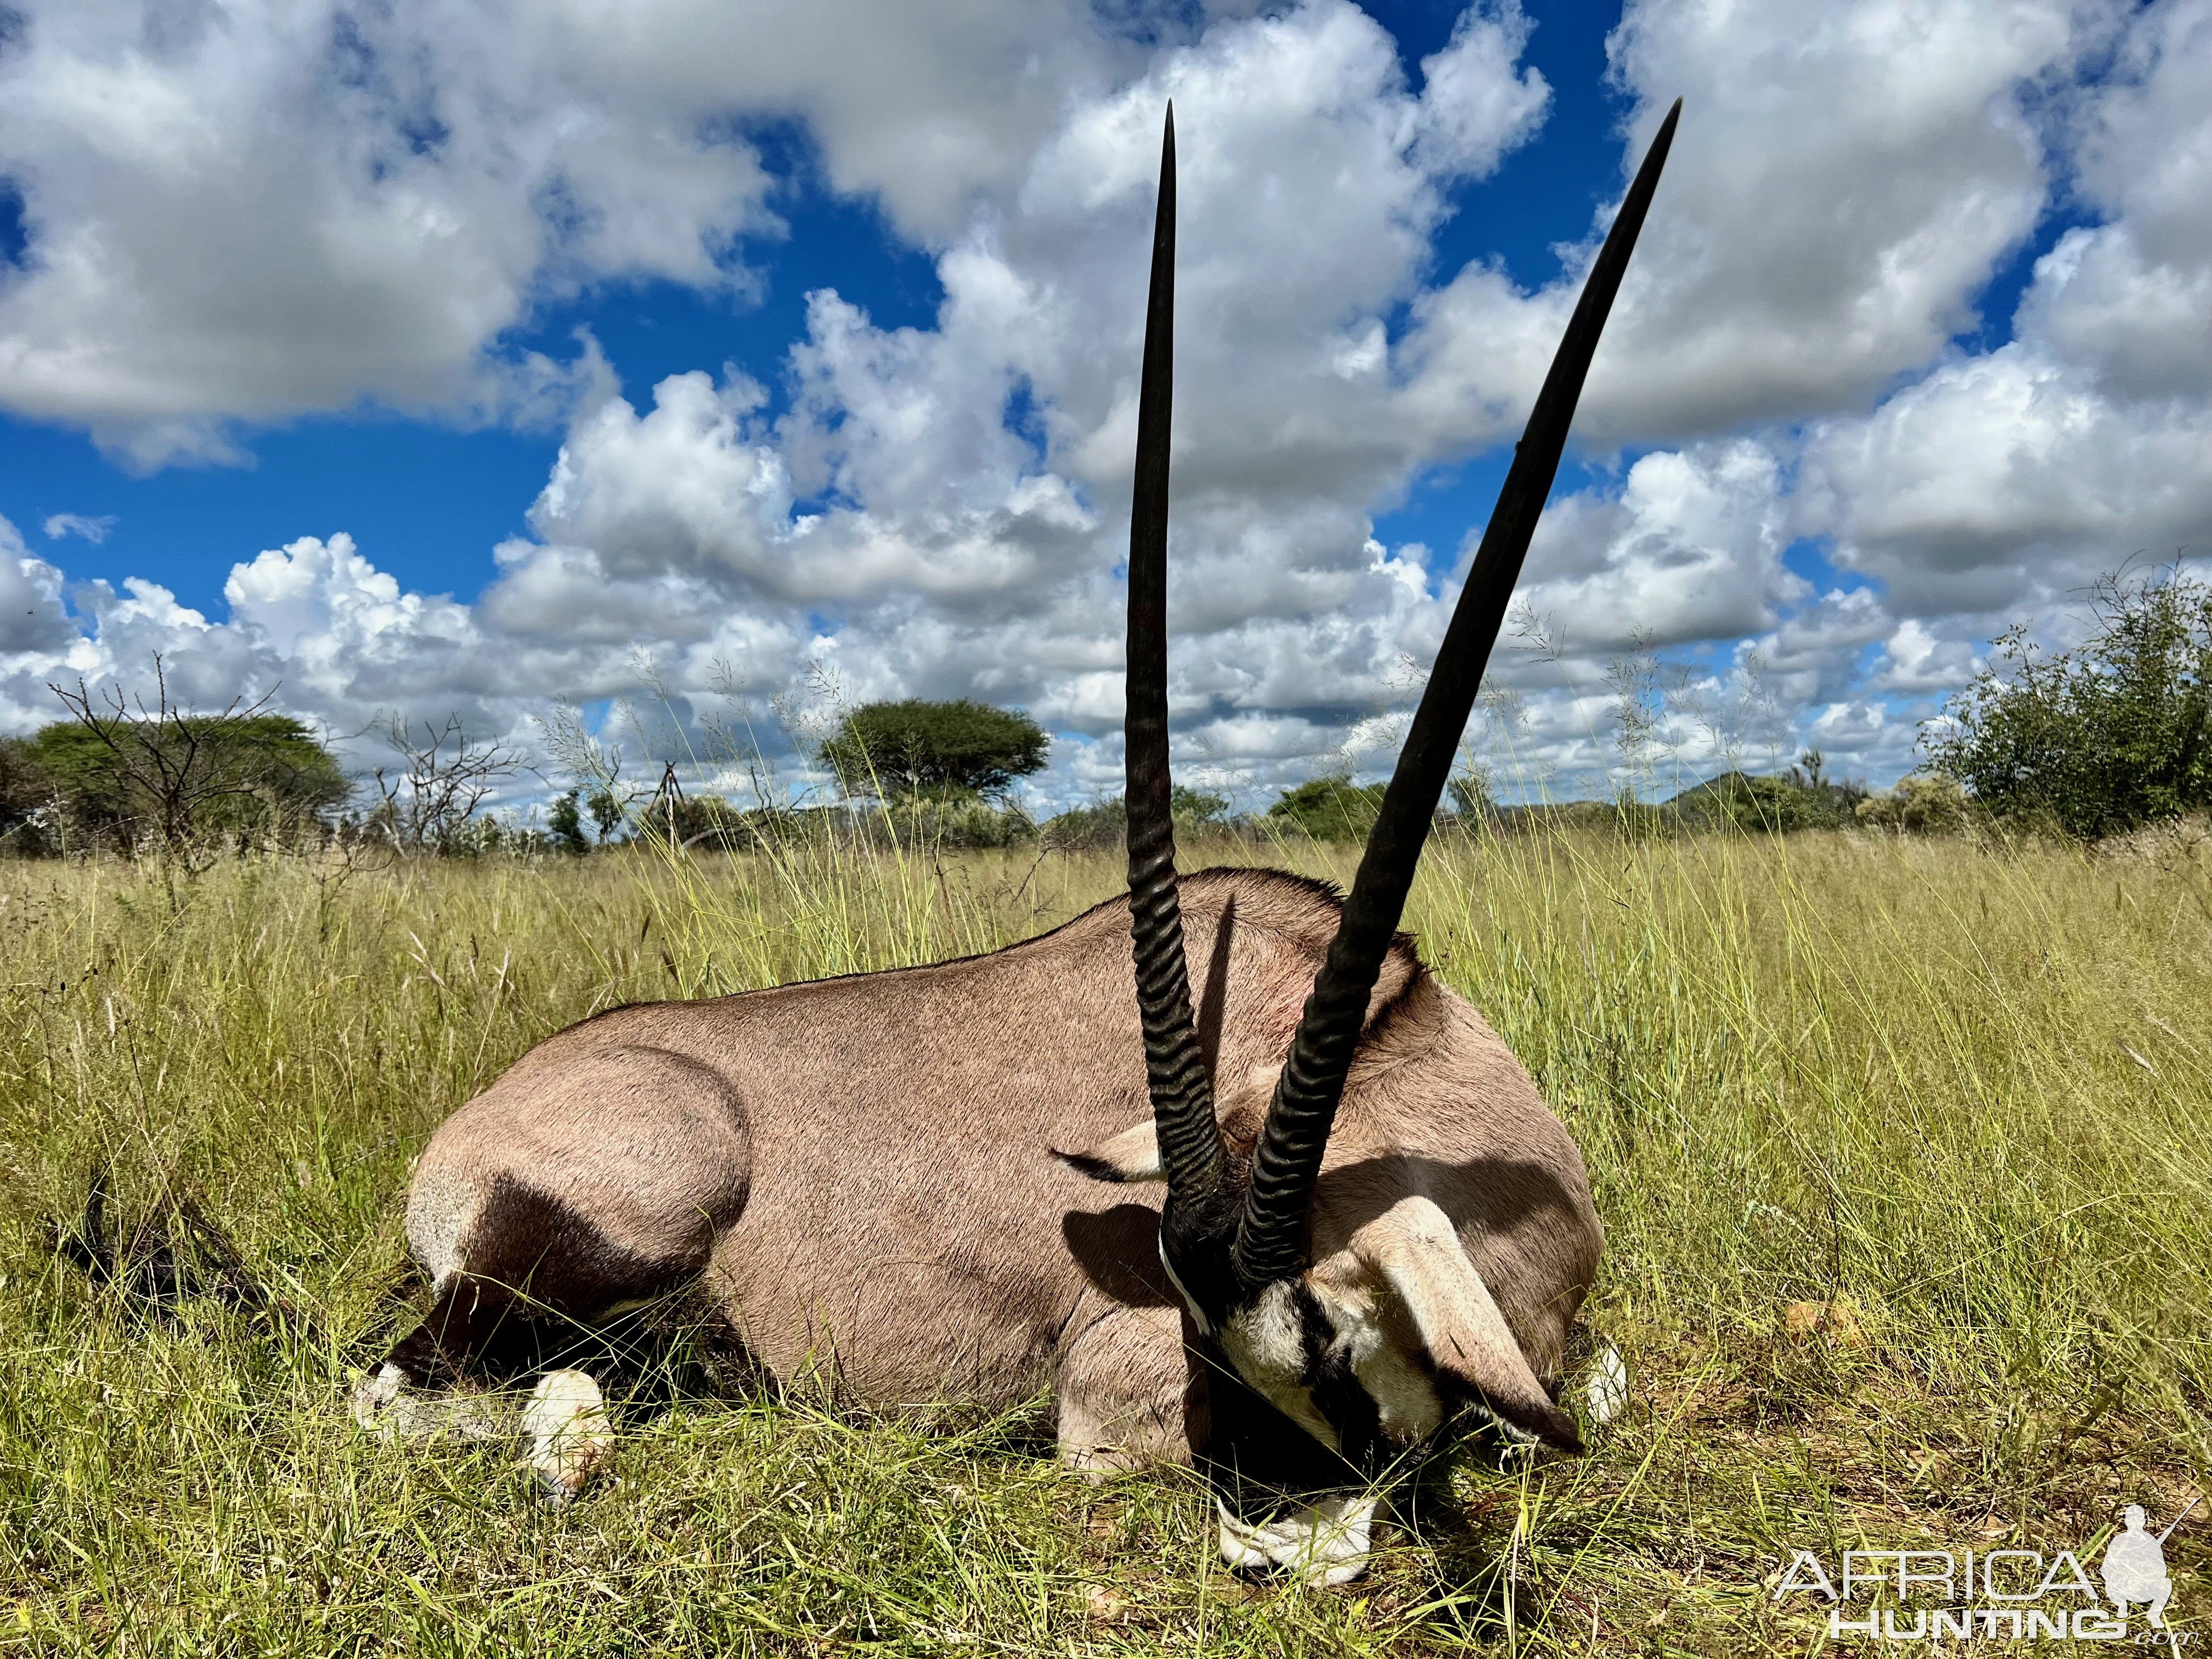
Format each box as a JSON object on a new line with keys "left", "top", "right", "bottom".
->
{"left": 1773, "top": 1499, "right": 2197, "bottom": 1643}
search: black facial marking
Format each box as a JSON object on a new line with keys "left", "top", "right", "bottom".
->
{"left": 1307, "top": 1342, "right": 1383, "bottom": 1471}
{"left": 1158, "top": 1188, "right": 1243, "bottom": 1329}
{"left": 1193, "top": 1343, "right": 1356, "bottom": 1519}
{"left": 1285, "top": 1280, "right": 1384, "bottom": 1472}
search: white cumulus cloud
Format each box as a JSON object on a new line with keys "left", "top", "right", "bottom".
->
{"left": 1, "top": 0, "right": 2207, "bottom": 811}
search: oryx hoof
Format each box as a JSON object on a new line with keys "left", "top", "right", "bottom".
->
{"left": 351, "top": 1363, "right": 408, "bottom": 1437}
{"left": 522, "top": 1369, "right": 615, "bottom": 1507}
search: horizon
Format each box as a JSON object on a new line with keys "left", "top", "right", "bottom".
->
{"left": 2, "top": 0, "right": 2206, "bottom": 816}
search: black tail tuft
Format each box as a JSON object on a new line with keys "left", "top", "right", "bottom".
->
{"left": 1049, "top": 1148, "right": 1134, "bottom": 1184}
{"left": 55, "top": 1165, "right": 115, "bottom": 1284}
{"left": 52, "top": 1169, "right": 319, "bottom": 1345}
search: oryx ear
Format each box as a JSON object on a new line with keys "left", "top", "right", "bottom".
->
{"left": 1353, "top": 1197, "right": 1582, "bottom": 1451}
{"left": 1051, "top": 1120, "right": 1165, "bottom": 1184}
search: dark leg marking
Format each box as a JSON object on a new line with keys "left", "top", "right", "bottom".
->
{"left": 380, "top": 1177, "right": 766, "bottom": 1418}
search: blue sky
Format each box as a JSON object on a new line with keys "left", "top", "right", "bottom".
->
{"left": 2, "top": 0, "right": 1627, "bottom": 614}
{"left": 1, "top": 0, "right": 2205, "bottom": 812}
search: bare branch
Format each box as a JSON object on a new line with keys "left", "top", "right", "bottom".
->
{"left": 365, "top": 714, "right": 523, "bottom": 854}
{"left": 45, "top": 658, "right": 296, "bottom": 862}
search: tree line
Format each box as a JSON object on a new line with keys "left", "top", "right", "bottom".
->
{"left": 3, "top": 565, "right": 2207, "bottom": 859}
{"left": 0, "top": 675, "right": 533, "bottom": 860}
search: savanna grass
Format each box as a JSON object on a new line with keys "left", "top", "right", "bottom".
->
{"left": 0, "top": 821, "right": 2206, "bottom": 1653}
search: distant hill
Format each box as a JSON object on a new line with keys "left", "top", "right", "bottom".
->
{"left": 1472, "top": 768, "right": 1869, "bottom": 837}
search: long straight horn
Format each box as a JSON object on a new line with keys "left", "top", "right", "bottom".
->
{"left": 1233, "top": 100, "right": 1683, "bottom": 1288}
{"left": 1125, "top": 104, "right": 1228, "bottom": 1202}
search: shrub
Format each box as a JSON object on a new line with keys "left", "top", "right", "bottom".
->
{"left": 1447, "top": 773, "right": 1495, "bottom": 820}
{"left": 626, "top": 791, "right": 754, "bottom": 851}
{"left": 1665, "top": 755, "right": 1865, "bottom": 834}
{"left": 636, "top": 791, "right": 1039, "bottom": 855}
{"left": 1044, "top": 797, "right": 1125, "bottom": 850}
{"left": 878, "top": 791, "right": 1037, "bottom": 849}
{"left": 1926, "top": 566, "right": 2212, "bottom": 840}
{"left": 1042, "top": 786, "right": 1230, "bottom": 851}
{"left": 1856, "top": 772, "right": 1974, "bottom": 834}
{"left": 1267, "top": 774, "right": 1386, "bottom": 840}
{"left": 820, "top": 700, "right": 1049, "bottom": 800}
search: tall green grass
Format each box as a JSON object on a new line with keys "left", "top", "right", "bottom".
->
{"left": 0, "top": 823, "right": 2206, "bottom": 1652}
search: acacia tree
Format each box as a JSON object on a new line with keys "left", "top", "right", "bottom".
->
{"left": 1267, "top": 774, "right": 1387, "bottom": 840}
{"left": 1926, "top": 566, "right": 2212, "bottom": 839}
{"left": 819, "top": 699, "right": 1049, "bottom": 800}
{"left": 42, "top": 662, "right": 348, "bottom": 856}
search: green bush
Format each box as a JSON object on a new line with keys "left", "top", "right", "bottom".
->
{"left": 820, "top": 699, "right": 1049, "bottom": 800}
{"left": 27, "top": 712, "right": 349, "bottom": 853}
{"left": 1855, "top": 772, "right": 1974, "bottom": 834}
{"left": 632, "top": 790, "right": 1038, "bottom": 854}
{"left": 1485, "top": 799, "right": 1666, "bottom": 840}
{"left": 1447, "top": 773, "right": 1495, "bottom": 820}
{"left": 1266, "top": 774, "right": 1385, "bottom": 840}
{"left": 1665, "top": 769, "right": 1860, "bottom": 834}
{"left": 1043, "top": 796, "right": 1125, "bottom": 850}
{"left": 878, "top": 791, "right": 1037, "bottom": 849}
{"left": 1042, "top": 786, "right": 1230, "bottom": 851}
{"left": 1925, "top": 566, "right": 2212, "bottom": 840}
{"left": 625, "top": 791, "right": 755, "bottom": 851}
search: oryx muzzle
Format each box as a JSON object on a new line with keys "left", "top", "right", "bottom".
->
{"left": 363, "top": 98, "right": 1679, "bottom": 1578}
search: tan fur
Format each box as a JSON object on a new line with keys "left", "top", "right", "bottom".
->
{"left": 399, "top": 866, "right": 1600, "bottom": 1470}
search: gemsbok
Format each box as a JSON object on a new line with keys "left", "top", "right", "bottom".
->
{"left": 354, "top": 100, "right": 1681, "bottom": 1583}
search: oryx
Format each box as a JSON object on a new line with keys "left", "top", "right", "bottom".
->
{"left": 357, "top": 100, "right": 1679, "bottom": 1583}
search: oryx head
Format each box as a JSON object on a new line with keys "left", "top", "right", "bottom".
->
{"left": 1101, "top": 101, "right": 1678, "bottom": 1470}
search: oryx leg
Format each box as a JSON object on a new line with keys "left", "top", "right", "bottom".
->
{"left": 352, "top": 1272, "right": 545, "bottom": 1446}
{"left": 353, "top": 1355, "right": 613, "bottom": 1504}
{"left": 352, "top": 1274, "right": 618, "bottom": 1500}
{"left": 360, "top": 1045, "right": 752, "bottom": 1503}
{"left": 1055, "top": 1300, "right": 1195, "bottom": 1474}
{"left": 518, "top": 1368, "right": 616, "bottom": 1504}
